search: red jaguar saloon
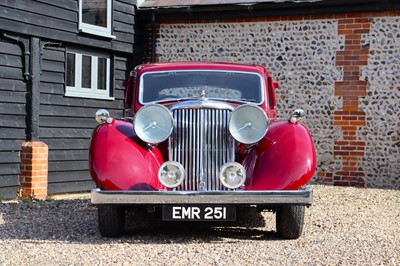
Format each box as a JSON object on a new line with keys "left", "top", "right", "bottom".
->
{"left": 89, "top": 62, "right": 316, "bottom": 239}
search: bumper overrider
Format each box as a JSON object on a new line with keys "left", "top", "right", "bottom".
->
{"left": 91, "top": 188, "right": 313, "bottom": 206}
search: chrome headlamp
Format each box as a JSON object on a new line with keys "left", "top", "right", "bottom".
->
{"left": 219, "top": 162, "right": 246, "bottom": 189}
{"left": 134, "top": 104, "right": 173, "bottom": 144}
{"left": 229, "top": 104, "right": 268, "bottom": 144}
{"left": 158, "top": 161, "right": 185, "bottom": 188}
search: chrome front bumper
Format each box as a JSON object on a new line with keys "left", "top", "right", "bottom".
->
{"left": 91, "top": 188, "right": 313, "bottom": 206}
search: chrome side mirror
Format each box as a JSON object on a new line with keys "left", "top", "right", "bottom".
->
{"left": 289, "top": 109, "right": 305, "bottom": 124}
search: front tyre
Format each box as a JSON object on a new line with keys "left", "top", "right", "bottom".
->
{"left": 98, "top": 205, "right": 125, "bottom": 237}
{"left": 276, "top": 205, "right": 305, "bottom": 239}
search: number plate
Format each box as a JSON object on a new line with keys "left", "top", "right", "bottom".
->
{"left": 162, "top": 205, "right": 236, "bottom": 221}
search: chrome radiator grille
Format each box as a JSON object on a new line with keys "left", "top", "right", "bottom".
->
{"left": 169, "top": 108, "right": 235, "bottom": 191}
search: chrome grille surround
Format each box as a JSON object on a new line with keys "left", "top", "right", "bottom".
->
{"left": 169, "top": 101, "right": 235, "bottom": 191}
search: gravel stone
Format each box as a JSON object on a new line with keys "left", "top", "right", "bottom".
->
{"left": 0, "top": 185, "right": 399, "bottom": 265}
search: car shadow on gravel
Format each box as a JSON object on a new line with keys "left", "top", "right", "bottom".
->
{"left": 124, "top": 226, "right": 278, "bottom": 243}
{"left": 122, "top": 206, "right": 279, "bottom": 242}
{"left": 0, "top": 199, "right": 280, "bottom": 243}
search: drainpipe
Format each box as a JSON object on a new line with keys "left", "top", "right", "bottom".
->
{"left": 151, "top": 11, "right": 156, "bottom": 63}
{"left": 26, "top": 37, "right": 40, "bottom": 141}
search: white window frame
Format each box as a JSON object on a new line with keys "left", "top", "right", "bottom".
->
{"left": 78, "top": 0, "right": 115, "bottom": 38}
{"left": 65, "top": 50, "right": 114, "bottom": 100}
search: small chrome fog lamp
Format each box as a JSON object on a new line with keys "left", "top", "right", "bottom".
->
{"left": 219, "top": 162, "right": 246, "bottom": 189}
{"left": 158, "top": 161, "right": 185, "bottom": 189}
{"left": 95, "top": 109, "right": 112, "bottom": 123}
{"left": 289, "top": 109, "right": 305, "bottom": 124}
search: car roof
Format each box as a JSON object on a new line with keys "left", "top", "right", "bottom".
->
{"left": 136, "top": 61, "right": 269, "bottom": 75}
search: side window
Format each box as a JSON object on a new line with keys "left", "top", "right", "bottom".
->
{"left": 79, "top": 0, "right": 114, "bottom": 38}
{"left": 65, "top": 49, "right": 113, "bottom": 100}
{"left": 267, "top": 77, "right": 277, "bottom": 110}
{"left": 124, "top": 75, "right": 135, "bottom": 110}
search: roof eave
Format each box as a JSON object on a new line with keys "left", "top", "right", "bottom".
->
{"left": 136, "top": 0, "right": 400, "bottom": 21}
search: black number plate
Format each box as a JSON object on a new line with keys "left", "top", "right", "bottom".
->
{"left": 162, "top": 205, "right": 236, "bottom": 221}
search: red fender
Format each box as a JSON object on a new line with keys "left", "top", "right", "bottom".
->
{"left": 243, "top": 121, "right": 316, "bottom": 190}
{"left": 89, "top": 120, "right": 164, "bottom": 191}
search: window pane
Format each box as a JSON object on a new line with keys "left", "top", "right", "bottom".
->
{"left": 66, "top": 53, "right": 75, "bottom": 87}
{"left": 82, "top": 55, "right": 92, "bottom": 88}
{"left": 97, "top": 57, "right": 107, "bottom": 90}
{"left": 82, "top": 0, "right": 107, "bottom": 28}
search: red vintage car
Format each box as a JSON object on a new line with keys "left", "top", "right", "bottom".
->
{"left": 89, "top": 62, "right": 316, "bottom": 239}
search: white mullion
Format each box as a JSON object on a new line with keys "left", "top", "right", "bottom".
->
{"left": 78, "top": 0, "right": 83, "bottom": 29}
{"left": 106, "top": 57, "right": 110, "bottom": 95}
{"left": 76, "top": 53, "right": 82, "bottom": 90}
{"left": 107, "top": 0, "right": 112, "bottom": 32}
{"left": 92, "top": 56, "right": 98, "bottom": 93}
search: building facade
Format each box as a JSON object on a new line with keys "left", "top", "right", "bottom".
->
{"left": 0, "top": 0, "right": 136, "bottom": 198}
{"left": 135, "top": 0, "right": 400, "bottom": 188}
{"left": 0, "top": 0, "right": 399, "bottom": 199}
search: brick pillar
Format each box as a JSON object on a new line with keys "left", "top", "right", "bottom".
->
{"left": 332, "top": 15, "right": 370, "bottom": 187}
{"left": 19, "top": 142, "right": 49, "bottom": 200}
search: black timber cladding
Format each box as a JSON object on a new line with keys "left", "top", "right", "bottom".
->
{"left": 0, "top": 0, "right": 135, "bottom": 54}
{"left": 0, "top": 39, "right": 26, "bottom": 198}
{"left": 0, "top": 0, "right": 135, "bottom": 197}
{"left": 40, "top": 46, "right": 127, "bottom": 194}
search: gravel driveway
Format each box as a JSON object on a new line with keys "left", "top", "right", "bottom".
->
{"left": 0, "top": 185, "right": 399, "bottom": 265}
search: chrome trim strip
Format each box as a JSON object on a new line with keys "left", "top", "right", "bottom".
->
{"left": 170, "top": 100, "right": 234, "bottom": 112}
{"left": 91, "top": 188, "right": 313, "bottom": 205}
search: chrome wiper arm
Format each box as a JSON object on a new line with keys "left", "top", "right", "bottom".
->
{"left": 239, "top": 98, "right": 256, "bottom": 102}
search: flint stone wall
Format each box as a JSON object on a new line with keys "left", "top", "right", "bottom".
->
{"left": 155, "top": 16, "right": 399, "bottom": 188}
{"left": 360, "top": 17, "right": 400, "bottom": 188}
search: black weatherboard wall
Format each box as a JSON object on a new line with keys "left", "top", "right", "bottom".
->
{"left": 0, "top": 0, "right": 136, "bottom": 198}
{"left": 0, "top": 38, "right": 27, "bottom": 198}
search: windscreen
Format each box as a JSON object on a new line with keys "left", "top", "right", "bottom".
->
{"left": 139, "top": 70, "right": 263, "bottom": 104}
